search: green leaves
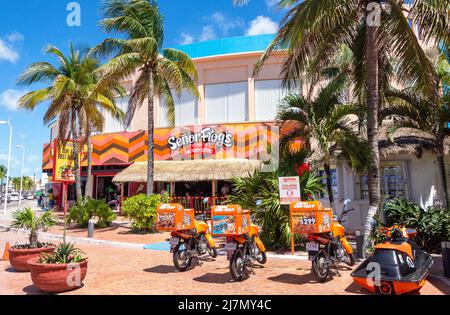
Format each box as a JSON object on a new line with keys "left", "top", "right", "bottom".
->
{"left": 67, "top": 197, "right": 116, "bottom": 228}
{"left": 121, "top": 193, "right": 169, "bottom": 231}
{"left": 10, "top": 207, "right": 57, "bottom": 246}
{"left": 39, "top": 242, "right": 86, "bottom": 264}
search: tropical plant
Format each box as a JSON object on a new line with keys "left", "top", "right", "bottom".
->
{"left": 366, "top": 214, "right": 388, "bottom": 254}
{"left": 384, "top": 198, "right": 450, "bottom": 252}
{"left": 39, "top": 242, "right": 86, "bottom": 264}
{"left": 17, "top": 44, "right": 125, "bottom": 200}
{"left": 121, "top": 193, "right": 170, "bottom": 231}
{"left": 381, "top": 53, "right": 450, "bottom": 207}
{"left": 255, "top": 0, "right": 448, "bottom": 249}
{"left": 10, "top": 207, "right": 57, "bottom": 247}
{"left": 67, "top": 197, "right": 117, "bottom": 228}
{"left": 277, "top": 74, "right": 370, "bottom": 209}
{"left": 10, "top": 176, "right": 34, "bottom": 192}
{"left": 0, "top": 165, "right": 6, "bottom": 192}
{"left": 229, "top": 148, "right": 326, "bottom": 250}
{"left": 94, "top": 0, "right": 199, "bottom": 196}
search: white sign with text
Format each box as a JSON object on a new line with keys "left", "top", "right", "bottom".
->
{"left": 279, "top": 176, "right": 301, "bottom": 205}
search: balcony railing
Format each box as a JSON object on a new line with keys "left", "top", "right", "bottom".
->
{"left": 170, "top": 196, "right": 228, "bottom": 215}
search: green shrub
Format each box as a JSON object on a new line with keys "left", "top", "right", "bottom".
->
{"left": 384, "top": 198, "right": 450, "bottom": 252}
{"left": 367, "top": 214, "right": 388, "bottom": 254}
{"left": 121, "top": 193, "right": 169, "bottom": 232}
{"left": 67, "top": 197, "right": 116, "bottom": 228}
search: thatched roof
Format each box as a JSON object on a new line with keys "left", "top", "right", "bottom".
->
{"left": 113, "top": 159, "right": 262, "bottom": 183}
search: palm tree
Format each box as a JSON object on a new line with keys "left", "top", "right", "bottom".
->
{"left": 0, "top": 165, "right": 6, "bottom": 193}
{"left": 381, "top": 53, "right": 450, "bottom": 208}
{"left": 18, "top": 45, "right": 125, "bottom": 200}
{"left": 10, "top": 207, "right": 57, "bottom": 246}
{"left": 255, "top": 0, "right": 448, "bottom": 248}
{"left": 95, "top": 0, "right": 199, "bottom": 196}
{"left": 277, "top": 74, "right": 370, "bottom": 209}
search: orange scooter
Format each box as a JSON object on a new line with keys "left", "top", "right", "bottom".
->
{"left": 226, "top": 220, "right": 267, "bottom": 281}
{"left": 307, "top": 199, "right": 355, "bottom": 282}
{"left": 170, "top": 214, "right": 217, "bottom": 272}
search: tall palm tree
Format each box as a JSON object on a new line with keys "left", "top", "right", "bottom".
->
{"left": 0, "top": 165, "right": 6, "bottom": 193}
{"left": 95, "top": 0, "right": 199, "bottom": 196}
{"left": 382, "top": 53, "right": 450, "bottom": 208}
{"left": 277, "top": 74, "right": 370, "bottom": 209}
{"left": 255, "top": 0, "right": 448, "bottom": 247}
{"left": 18, "top": 45, "right": 125, "bottom": 200}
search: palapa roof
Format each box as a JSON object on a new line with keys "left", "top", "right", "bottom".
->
{"left": 113, "top": 159, "right": 262, "bottom": 183}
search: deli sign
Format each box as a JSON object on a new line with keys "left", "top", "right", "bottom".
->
{"left": 167, "top": 127, "right": 233, "bottom": 157}
{"left": 279, "top": 176, "right": 301, "bottom": 205}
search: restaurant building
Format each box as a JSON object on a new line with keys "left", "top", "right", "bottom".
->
{"left": 42, "top": 34, "right": 449, "bottom": 232}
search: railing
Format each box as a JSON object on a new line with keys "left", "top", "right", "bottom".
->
{"left": 170, "top": 196, "right": 228, "bottom": 215}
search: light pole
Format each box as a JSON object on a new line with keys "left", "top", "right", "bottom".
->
{"left": 0, "top": 118, "right": 13, "bottom": 214}
{"left": 15, "top": 144, "right": 25, "bottom": 206}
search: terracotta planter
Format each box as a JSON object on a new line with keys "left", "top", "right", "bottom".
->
{"left": 27, "top": 257, "right": 88, "bottom": 293}
{"left": 8, "top": 247, "right": 55, "bottom": 272}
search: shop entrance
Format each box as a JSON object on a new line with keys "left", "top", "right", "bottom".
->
{"left": 95, "top": 176, "right": 119, "bottom": 202}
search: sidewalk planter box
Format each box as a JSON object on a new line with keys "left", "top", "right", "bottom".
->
{"left": 8, "top": 247, "right": 55, "bottom": 272}
{"left": 27, "top": 257, "right": 88, "bottom": 293}
{"left": 289, "top": 201, "right": 333, "bottom": 235}
{"left": 156, "top": 204, "right": 195, "bottom": 231}
{"left": 211, "top": 205, "right": 250, "bottom": 236}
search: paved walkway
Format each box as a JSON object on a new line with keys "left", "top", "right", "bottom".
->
{"left": 1, "top": 230, "right": 449, "bottom": 295}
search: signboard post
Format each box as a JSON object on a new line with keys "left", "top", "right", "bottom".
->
{"left": 52, "top": 140, "right": 79, "bottom": 243}
{"left": 278, "top": 176, "right": 301, "bottom": 255}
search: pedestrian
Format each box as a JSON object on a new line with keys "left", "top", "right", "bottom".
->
{"left": 47, "top": 188, "right": 55, "bottom": 210}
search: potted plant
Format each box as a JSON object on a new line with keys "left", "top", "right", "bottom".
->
{"left": 28, "top": 242, "right": 88, "bottom": 293}
{"left": 8, "top": 207, "right": 57, "bottom": 271}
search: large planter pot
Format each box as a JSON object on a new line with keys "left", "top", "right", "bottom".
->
{"left": 27, "top": 257, "right": 88, "bottom": 293}
{"left": 8, "top": 247, "right": 55, "bottom": 272}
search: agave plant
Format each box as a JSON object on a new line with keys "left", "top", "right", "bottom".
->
{"left": 10, "top": 207, "right": 57, "bottom": 247}
{"left": 39, "top": 242, "right": 86, "bottom": 264}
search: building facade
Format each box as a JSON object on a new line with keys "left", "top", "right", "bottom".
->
{"left": 42, "top": 34, "right": 447, "bottom": 232}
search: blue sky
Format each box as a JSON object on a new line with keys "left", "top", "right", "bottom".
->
{"left": 0, "top": 0, "right": 285, "bottom": 179}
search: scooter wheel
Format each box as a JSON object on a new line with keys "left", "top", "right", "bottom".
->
{"left": 207, "top": 244, "right": 218, "bottom": 258}
{"left": 346, "top": 253, "right": 355, "bottom": 267}
{"left": 257, "top": 251, "right": 267, "bottom": 265}
{"left": 230, "top": 248, "right": 249, "bottom": 281}
{"left": 312, "top": 250, "right": 330, "bottom": 282}
{"left": 173, "top": 244, "right": 191, "bottom": 272}
{"left": 376, "top": 281, "right": 395, "bottom": 295}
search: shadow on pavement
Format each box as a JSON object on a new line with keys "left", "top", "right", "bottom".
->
{"left": 143, "top": 265, "right": 177, "bottom": 274}
{"left": 22, "top": 285, "right": 49, "bottom": 295}
{"left": 427, "top": 276, "right": 450, "bottom": 295}
{"left": 344, "top": 282, "right": 368, "bottom": 295}
{"left": 267, "top": 272, "right": 323, "bottom": 285}
{"left": 4, "top": 267, "right": 25, "bottom": 273}
{"left": 193, "top": 272, "right": 234, "bottom": 284}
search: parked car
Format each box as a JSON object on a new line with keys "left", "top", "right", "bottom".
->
{"left": 26, "top": 194, "right": 35, "bottom": 200}
{"left": 10, "top": 192, "right": 20, "bottom": 202}
{"left": 1, "top": 194, "right": 10, "bottom": 203}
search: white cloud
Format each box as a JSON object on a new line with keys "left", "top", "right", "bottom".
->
{"left": 199, "top": 26, "right": 217, "bottom": 42}
{"left": 211, "top": 12, "right": 244, "bottom": 35}
{"left": 7, "top": 31, "right": 24, "bottom": 43}
{"left": 0, "top": 39, "right": 19, "bottom": 63}
{"left": 179, "top": 33, "right": 194, "bottom": 45}
{"left": 246, "top": 16, "right": 278, "bottom": 36}
{"left": 0, "top": 153, "right": 8, "bottom": 162}
{"left": 0, "top": 89, "right": 27, "bottom": 111}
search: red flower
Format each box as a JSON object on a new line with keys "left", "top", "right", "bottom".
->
{"left": 295, "top": 163, "right": 311, "bottom": 176}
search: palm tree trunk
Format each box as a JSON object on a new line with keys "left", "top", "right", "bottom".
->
{"left": 146, "top": 71, "right": 155, "bottom": 196}
{"left": 29, "top": 230, "right": 38, "bottom": 246}
{"left": 84, "top": 131, "right": 93, "bottom": 198}
{"left": 436, "top": 142, "right": 449, "bottom": 208}
{"left": 324, "top": 161, "right": 335, "bottom": 210}
{"left": 71, "top": 108, "right": 83, "bottom": 201}
{"left": 363, "top": 17, "right": 381, "bottom": 251}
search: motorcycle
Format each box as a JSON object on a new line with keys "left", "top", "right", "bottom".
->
{"left": 226, "top": 220, "right": 267, "bottom": 281}
{"left": 307, "top": 199, "right": 355, "bottom": 282}
{"left": 170, "top": 214, "right": 217, "bottom": 272}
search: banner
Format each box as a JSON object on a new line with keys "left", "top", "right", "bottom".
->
{"left": 52, "top": 140, "right": 80, "bottom": 183}
{"left": 278, "top": 176, "right": 301, "bottom": 205}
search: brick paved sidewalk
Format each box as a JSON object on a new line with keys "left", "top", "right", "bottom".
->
{"left": 1, "top": 231, "right": 448, "bottom": 295}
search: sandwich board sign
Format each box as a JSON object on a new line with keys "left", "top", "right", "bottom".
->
{"left": 279, "top": 176, "right": 301, "bottom": 205}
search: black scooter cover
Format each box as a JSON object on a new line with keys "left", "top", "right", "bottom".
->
{"left": 351, "top": 237, "right": 433, "bottom": 282}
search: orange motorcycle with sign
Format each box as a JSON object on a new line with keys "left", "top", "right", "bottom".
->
{"left": 156, "top": 204, "right": 217, "bottom": 272}
{"left": 351, "top": 226, "right": 433, "bottom": 295}
{"left": 211, "top": 205, "right": 267, "bottom": 281}
{"left": 290, "top": 200, "right": 355, "bottom": 282}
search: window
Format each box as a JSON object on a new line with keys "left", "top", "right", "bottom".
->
{"left": 159, "top": 90, "right": 198, "bottom": 127}
{"left": 103, "top": 96, "right": 129, "bottom": 133}
{"left": 205, "top": 81, "right": 248, "bottom": 123}
{"left": 255, "top": 80, "right": 289, "bottom": 121}
{"left": 359, "top": 162, "right": 407, "bottom": 199}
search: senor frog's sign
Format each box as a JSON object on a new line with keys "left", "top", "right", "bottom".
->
{"left": 168, "top": 127, "right": 234, "bottom": 151}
